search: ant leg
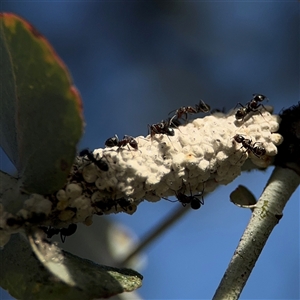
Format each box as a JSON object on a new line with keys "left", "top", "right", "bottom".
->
{"left": 161, "top": 196, "right": 178, "bottom": 203}
{"left": 234, "top": 102, "right": 246, "bottom": 110}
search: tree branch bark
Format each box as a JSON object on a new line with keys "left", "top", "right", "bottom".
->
{"left": 213, "top": 166, "right": 300, "bottom": 300}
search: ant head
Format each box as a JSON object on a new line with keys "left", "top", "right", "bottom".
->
{"left": 233, "top": 134, "right": 244, "bottom": 143}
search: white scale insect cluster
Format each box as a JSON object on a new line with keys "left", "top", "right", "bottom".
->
{"left": 59, "top": 108, "right": 282, "bottom": 223}
{"left": 0, "top": 106, "right": 283, "bottom": 246}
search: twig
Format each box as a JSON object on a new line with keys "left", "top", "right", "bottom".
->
{"left": 213, "top": 166, "right": 300, "bottom": 300}
{"left": 118, "top": 205, "right": 190, "bottom": 266}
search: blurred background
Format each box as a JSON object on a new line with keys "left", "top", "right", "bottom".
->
{"left": 1, "top": 2, "right": 299, "bottom": 299}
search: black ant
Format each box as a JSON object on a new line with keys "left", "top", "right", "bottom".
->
{"left": 40, "top": 224, "right": 77, "bottom": 243}
{"left": 91, "top": 199, "right": 113, "bottom": 214}
{"left": 167, "top": 117, "right": 182, "bottom": 128}
{"left": 105, "top": 134, "right": 138, "bottom": 150}
{"left": 174, "top": 182, "right": 205, "bottom": 210}
{"left": 92, "top": 197, "right": 135, "bottom": 214}
{"left": 79, "top": 148, "right": 109, "bottom": 171}
{"left": 233, "top": 134, "right": 266, "bottom": 158}
{"left": 235, "top": 93, "right": 268, "bottom": 121}
{"left": 116, "top": 197, "right": 136, "bottom": 213}
{"left": 161, "top": 184, "right": 204, "bottom": 210}
{"left": 176, "top": 185, "right": 204, "bottom": 209}
{"left": 148, "top": 119, "right": 175, "bottom": 137}
{"left": 169, "top": 99, "right": 210, "bottom": 122}
{"left": 169, "top": 100, "right": 210, "bottom": 122}
{"left": 176, "top": 191, "right": 204, "bottom": 210}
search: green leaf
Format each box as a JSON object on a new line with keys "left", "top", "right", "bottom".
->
{"left": 0, "top": 13, "right": 84, "bottom": 194}
{"left": 230, "top": 185, "right": 257, "bottom": 210}
{"left": 0, "top": 233, "right": 143, "bottom": 300}
{"left": 0, "top": 170, "right": 28, "bottom": 215}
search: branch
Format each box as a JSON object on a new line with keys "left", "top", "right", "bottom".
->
{"left": 118, "top": 205, "right": 190, "bottom": 266}
{"left": 213, "top": 166, "right": 300, "bottom": 300}
{"left": 1, "top": 109, "right": 283, "bottom": 245}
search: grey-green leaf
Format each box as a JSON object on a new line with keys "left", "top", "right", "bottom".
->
{"left": 0, "top": 233, "right": 143, "bottom": 300}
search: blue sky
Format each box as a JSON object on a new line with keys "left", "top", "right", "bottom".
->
{"left": 1, "top": 2, "right": 299, "bottom": 299}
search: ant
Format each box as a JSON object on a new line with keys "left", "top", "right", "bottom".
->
{"left": 92, "top": 197, "right": 135, "bottom": 214}
{"left": 168, "top": 117, "right": 182, "bottom": 128}
{"left": 169, "top": 99, "right": 210, "bottom": 122}
{"left": 235, "top": 93, "right": 268, "bottom": 121}
{"left": 176, "top": 191, "right": 204, "bottom": 210}
{"left": 233, "top": 134, "right": 266, "bottom": 158}
{"left": 172, "top": 182, "right": 205, "bottom": 210}
{"left": 91, "top": 199, "right": 113, "bottom": 214}
{"left": 40, "top": 224, "right": 77, "bottom": 243}
{"left": 148, "top": 119, "right": 175, "bottom": 137}
{"left": 79, "top": 148, "right": 109, "bottom": 171}
{"left": 116, "top": 197, "right": 136, "bottom": 213}
{"left": 105, "top": 134, "right": 138, "bottom": 150}
{"left": 161, "top": 186, "right": 204, "bottom": 210}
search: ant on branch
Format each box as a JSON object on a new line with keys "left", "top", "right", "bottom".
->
{"left": 235, "top": 93, "right": 268, "bottom": 121}
{"left": 92, "top": 197, "right": 136, "bottom": 214}
{"left": 176, "top": 183, "right": 205, "bottom": 210}
{"left": 233, "top": 134, "right": 266, "bottom": 158}
{"left": 40, "top": 224, "right": 78, "bottom": 243}
{"left": 79, "top": 149, "right": 109, "bottom": 171}
{"left": 168, "top": 117, "right": 182, "bottom": 128}
{"left": 105, "top": 134, "right": 138, "bottom": 150}
{"left": 176, "top": 191, "right": 204, "bottom": 209}
{"left": 169, "top": 99, "right": 210, "bottom": 122}
{"left": 148, "top": 119, "right": 175, "bottom": 137}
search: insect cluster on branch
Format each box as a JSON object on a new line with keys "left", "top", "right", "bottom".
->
{"left": 2, "top": 94, "right": 283, "bottom": 244}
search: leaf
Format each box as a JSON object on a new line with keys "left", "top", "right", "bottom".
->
{"left": 0, "top": 233, "right": 143, "bottom": 300}
{"left": 0, "top": 170, "right": 28, "bottom": 215}
{"left": 0, "top": 13, "right": 84, "bottom": 194}
{"left": 230, "top": 185, "right": 257, "bottom": 210}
